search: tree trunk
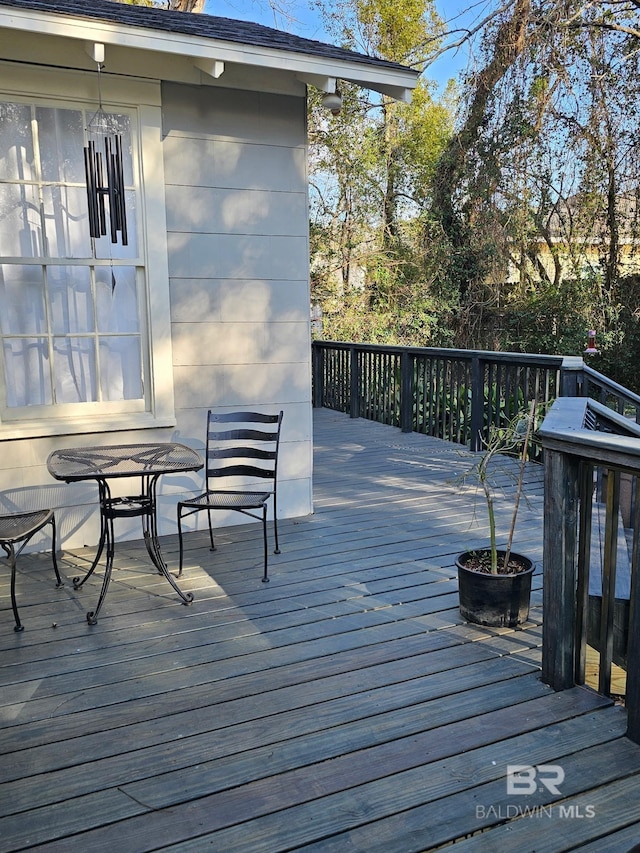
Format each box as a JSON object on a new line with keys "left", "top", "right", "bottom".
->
{"left": 168, "top": 0, "right": 205, "bottom": 11}
{"left": 432, "top": 0, "right": 531, "bottom": 293}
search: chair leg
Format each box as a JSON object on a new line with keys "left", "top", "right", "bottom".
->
{"left": 177, "top": 504, "right": 185, "bottom": 578}
{"left": 261, "top": 504, "right": 269, "bottom": 583}
{"left": 50, "top": 515, "right": 64, "bottom": 589}
{"left": 9, "top": 546, "right": 23, "bottom": 632}
{"left": 207, "top": 507, "right": 216, "bottom": 552}
{"left": 5, "top": 514, "right": 62, "bottom": 632}
{"left": 273, "top": 495, "right": 280, "bottom": 555}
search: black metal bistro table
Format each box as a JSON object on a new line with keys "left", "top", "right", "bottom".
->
{"left": 47, "top": 442, "right": 203, "bottom": 625}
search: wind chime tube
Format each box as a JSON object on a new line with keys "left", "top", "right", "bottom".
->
{"left": 105, "top": 135, "right": 128, "bottom": 246}
{"left": 95, "top": 144, "right": 107, "bottom": 237}
{"left": 105, "top": 136, "right": 118, "bottom": 244}
{"left": 84, "top": 142, "right": 100, "bottom": 238}
{"left": 115, "top": 134, "right": 128, "bottom": 246}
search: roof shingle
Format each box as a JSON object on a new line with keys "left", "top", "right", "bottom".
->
{"left": 0, "top": 0, "right": 414, "bottom": 73}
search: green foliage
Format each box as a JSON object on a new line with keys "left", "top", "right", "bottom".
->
{"left": 427, "top": 1, "right": 640, "bottom": 374}
{"left": 310, "top": 0, "right": 640, "bottom": 391}
{"left": 483, "top": 271, "right": 601, "bottom": 353}
{"left": 355, "top": 0, "right": 442, "bottom": 65}
{"left": 413, "top": 376, "right": 471, "bottom": 441}
{"left": 309, "top": 0, "right": 458, "bottom": 348}
{"left": 318, "top": 285, "right": 446, "bottom": 346}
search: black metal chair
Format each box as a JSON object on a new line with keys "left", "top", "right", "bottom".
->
{"left": 177, "top": 410, "right": 284, "bottom": 582}
{"left": 0, "top": 509, "right": 62, "bottom": 632}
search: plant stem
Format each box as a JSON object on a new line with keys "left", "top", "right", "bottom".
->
{"left": 479, "top": 429, "right": 499, "bottom": 573}
{"left": 503, "top": 399, "right": 536, "bottom": 569}
{"left": 487, "top": 490, "right": 498, "bottom": 573}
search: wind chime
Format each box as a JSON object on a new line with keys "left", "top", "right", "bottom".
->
{"left": 83, "top": 61, "right": 128, "bottom": 246}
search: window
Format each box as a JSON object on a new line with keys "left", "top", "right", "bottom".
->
{"left": 0, "top": 82, "right": 174, "bottom": 438}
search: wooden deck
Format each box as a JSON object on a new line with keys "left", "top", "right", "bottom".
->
{"left": 2, "top": 408, "right": 640, "bottom": 852}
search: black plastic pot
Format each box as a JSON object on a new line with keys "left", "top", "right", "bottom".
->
{"left": 456, "top": 550, "right": 535, "bottom": 628}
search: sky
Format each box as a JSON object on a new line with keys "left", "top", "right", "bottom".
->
{"left": 202, "top": 0, "right": 480, "bottom": 93}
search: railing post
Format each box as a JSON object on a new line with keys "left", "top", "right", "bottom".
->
{"left": 400, "top": 351, "right": 414, "bottom": 433}
{"left": 311, "top": 342, "right": 324, "bottom": 408}
{"left": 598, "top": 470, "right": 621, "bottom": 696}
{"left": 349, "top": 345, "right": 360, "bottom": 419}
{"left": 470, "top": 355, "right": 484, "bottom": 451}
{"left": 560, "top": 355, "right": 585, "bottom": 397}
{"left": 542, "top": 447, "right": 581, "bottom": 690}
{"left": 627, "top": 483, "right": 640, "bottom": 744}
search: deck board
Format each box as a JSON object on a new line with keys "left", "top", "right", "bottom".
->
{"left": 1, "top": 408, "right": 639, "bottom": 852}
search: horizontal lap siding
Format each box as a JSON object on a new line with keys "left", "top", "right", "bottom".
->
{"left": 163, "top": 82, "right": 313, "bottom": 523}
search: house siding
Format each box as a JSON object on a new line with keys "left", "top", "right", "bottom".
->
{"left": 0, "top": 0, "right": 416, "bottom": 569}
{"left": 0, "top": 75, "right": 313, "bottom": 555}
{"left": 162, "top": 81, "right": 313, "bottom": 536}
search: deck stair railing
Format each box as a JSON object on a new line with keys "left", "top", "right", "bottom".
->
{"left": 313, "top": 340, "right": 640, "bottom": 741}
{"left": 539, "top": 397, "right": 640, "bottom": 744}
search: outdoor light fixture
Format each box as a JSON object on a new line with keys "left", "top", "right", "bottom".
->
{"left": 321, "top": 89, "right": 342, "bottom": 115}
{"left": 584, "top": 329, "right": 600, "bottom": 355}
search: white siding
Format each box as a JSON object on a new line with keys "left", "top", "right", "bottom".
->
{"left": 0, "top": 74, "right": 313, "bottom": 555}
{"left": 162, "top": 81, "right": 313, "bottom": 533}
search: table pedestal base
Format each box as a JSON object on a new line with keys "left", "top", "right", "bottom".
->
{"left": 73, "top": 477, "right": 193, "bottom": 625}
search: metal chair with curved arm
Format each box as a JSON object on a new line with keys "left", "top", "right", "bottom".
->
{"left": 177, "top": 410, "right": 283, "bottom": 582}
{"left": 0, "top": 509, "right": 63, "bottom": 632}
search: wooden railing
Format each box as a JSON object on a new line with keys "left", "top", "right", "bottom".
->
{"left": 312, "top": 341, "right": 565, "bottom": 452}
{"left": 312, "top": 341, "right": 640, "bottom": 451}
{"left": 313, "top": 340, "right": 640, "bottom": 735}
{"left": 575, "top": 363, "right": 640, "bottom": 423}
{"left": 539, "top": 397, "right": 640, "bottom": 744}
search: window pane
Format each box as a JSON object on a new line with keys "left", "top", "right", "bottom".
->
{"left": 36, "top": 107, "right": 85, "bottom": 183}
{"left": 47, "top": 267, "right": 94, "bottom": 334}
{"left": 99, "top": 336, "right": 142, "bottom": 400}
{"left": 0, "top": 102, "right": 35, "bottom": 181}
{"left": 0, "top": 264, "right": 46, "bottom": 335}
{"left": 53, "top": 337, "right": 97, "bottom": 403}
{"left": 0, "top": 99, "right": 150, "bottom": 417}
{"left": 3, "top": 338, "right": 52, "bottom": 407}
{"left": 42, "top": 185, "right": 92, "bottom": 258}
{"left": 0, "top": 183, "right": 43, "bottom": 257}
{"left": 96, "top": 266, "right": 139, "bottom": 333}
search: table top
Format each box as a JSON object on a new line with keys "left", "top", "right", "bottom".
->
{"left": 47, "top": 442, "right": 203, "bottom": 482}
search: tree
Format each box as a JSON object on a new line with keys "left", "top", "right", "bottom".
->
{"left": 428, "top": 0, "right": 640, "bottom": 385}
{"left": 426, "top": 1, "right": 640, "bottom": 70}
{"left": 169, "top": 0, "right": 205, "bottom": 9}
{"left": 117, "top": 0, "right": 205, "bottom": 11}
{"left": 309, "top": 0, "right": 456, "bottom": 344}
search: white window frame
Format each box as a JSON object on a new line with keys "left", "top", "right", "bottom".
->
{"left": 0, "top": 61, "right": 175, "bottom": 439}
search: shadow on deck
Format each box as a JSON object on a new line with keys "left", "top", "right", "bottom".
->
{"left": 1, "top": 408, "right": 639, "bottom": 852}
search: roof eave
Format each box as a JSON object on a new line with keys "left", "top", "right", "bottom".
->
{"left": 0, "top": 6, "right": 419, "bottom": 101}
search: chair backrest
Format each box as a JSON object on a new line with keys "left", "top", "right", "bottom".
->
{"left": 205, "top": 410, "right": 283, "bottom": 490}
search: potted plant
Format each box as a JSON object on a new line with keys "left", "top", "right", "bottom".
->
{"left": 455, "top": 400, "right": 537, "bottom": 628}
